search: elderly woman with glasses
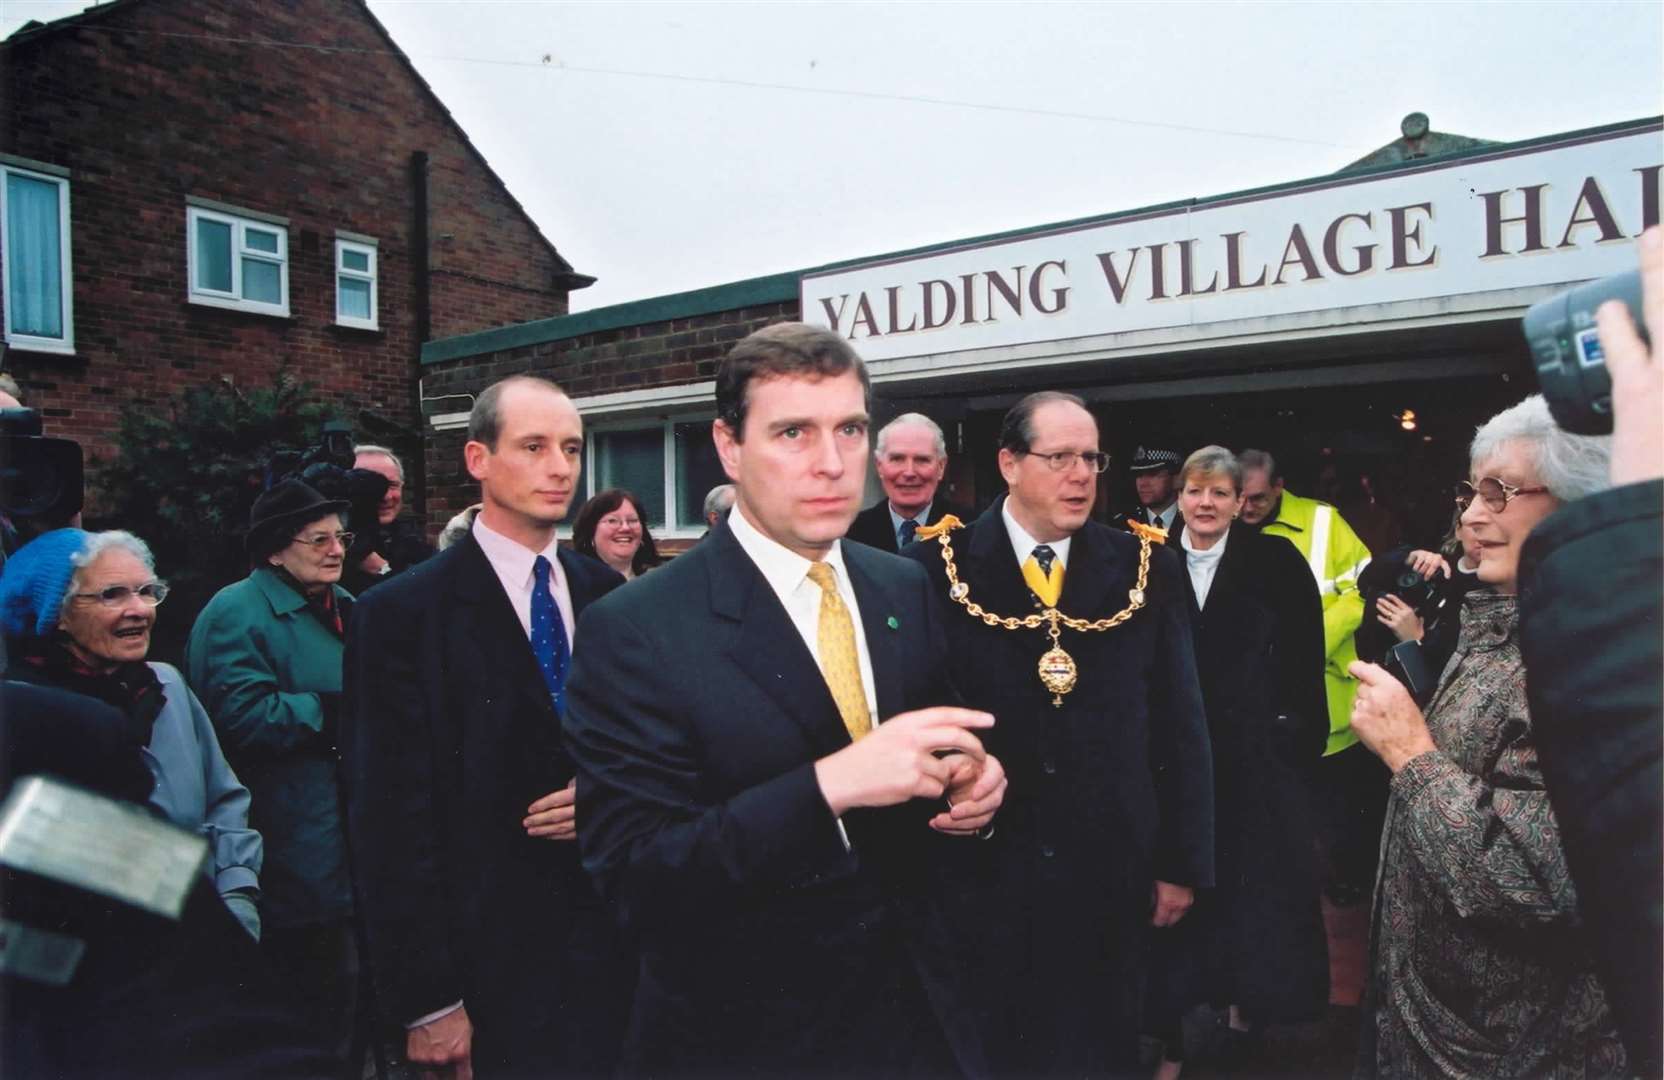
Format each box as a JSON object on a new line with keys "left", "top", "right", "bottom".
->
{"left": 1349, "top": 394, "right": 1626, "bottom": 1078}
{"left": 0, "top": 527, "right": 263, "bottom": 940}
{"left": 185, "top": 478, "right": 364, "bottom": 1070}
{"left": 572, "top": 488, "right": 661, "bottom": 580}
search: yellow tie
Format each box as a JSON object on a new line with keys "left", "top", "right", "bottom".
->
{"left": 1022, "top": 550, "right": 1064, "bottom": 607}
{"left": 806, "top": 561, "right": 872, "bottom": 741}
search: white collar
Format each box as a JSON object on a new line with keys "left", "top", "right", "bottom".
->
{"left": 1180, "top": 524, "right": 1230, "bottom": 563}
{"left": 888, "top": 500, "right": 933, "bottom": 535}
{"left": 728, "top": 503, "right": 854, "bottom": 599}
{"left": 472, "top": 514, "right": 563, "bottom": 584}
{"left": 1000, "top": 498, "right": 1072, "bottom": 569}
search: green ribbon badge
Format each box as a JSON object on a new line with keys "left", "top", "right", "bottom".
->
{"left": 886, "top": 616, "right": 900, "bottom": 630}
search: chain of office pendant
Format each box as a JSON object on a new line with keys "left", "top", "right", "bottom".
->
{"left": 933, "top": 526, "right": 1151, "bottom": 631}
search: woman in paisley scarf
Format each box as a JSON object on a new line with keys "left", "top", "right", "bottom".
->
{"left": 1348, "top": 394, "right": 1627, "bottom": 1078}
{"left": 0, "top": 527, "right": 263, "bottom": 940}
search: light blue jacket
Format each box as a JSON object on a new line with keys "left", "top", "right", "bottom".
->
{"left": 144, "top": 662, "right": 263, "bottom": 935}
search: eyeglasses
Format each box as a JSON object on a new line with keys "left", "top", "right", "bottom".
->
{"left": 598, "top": 516, "right": 641, "bottom": 529}
{"left": 1019, "top": 449, "right": 1111, "bottom": 474}
{"left": 291, "top": 531, "right": 354, "bottom": 551}
{"left": 1454, "top": 477, "right": 1550, "bottom": 513}
{"left": 69, "top": 581, "right": 170, "bottom": 607}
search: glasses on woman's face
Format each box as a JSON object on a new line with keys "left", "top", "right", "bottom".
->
{"left": 599, "top": 516, "right": 640, "bottom": 530}
{"left": 1453, "top": 477, "right": 1549, "bottom": 514}
{"left": 69, "top": 581, "right": 170, "bottom": 608}
{"left": 291, "top": 531, "right": 354, "bottom": 551}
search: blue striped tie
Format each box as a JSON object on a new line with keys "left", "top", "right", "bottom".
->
{"left": 531, "top": 555, "right": 570, "bottom": 712}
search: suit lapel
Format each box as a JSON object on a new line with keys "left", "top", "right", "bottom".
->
{"left": 706, "top": 523, "right": 851, "bottom": 758}
{"left": 844, "top": 546, "right": 903, "bottom": 723}
{"left": 963, "top": 498, "right": 1037, "bottom": 615}
{"left": 450, "top": 533, "right": 556, "bottom": 722}
{"left": 1058, "top": 520, "right": 1118, "bottom": 617}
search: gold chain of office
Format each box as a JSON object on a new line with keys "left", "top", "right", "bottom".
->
{"left": 924, "top": 518, "right": 1154, "bottom": 706}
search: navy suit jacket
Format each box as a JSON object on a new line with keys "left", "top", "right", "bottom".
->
{"left": 342, "top": 532, "right": 631, "bottom": 1074}
{"left": 846, "top": 497, "right": 972, "bottom": 554}
{"left": 563, "top": 519, "right": 986, "bottom": 1075}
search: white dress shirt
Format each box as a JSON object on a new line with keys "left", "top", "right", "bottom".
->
{"left": 728, "top": 506, "right": 879, "bottom": 730}
{"left": 471, "top": 515, "right": 578, "bottom": 646}
{"left": 1150, "top": 501, "right": 1180, "bottom": 532}
{"left": 1179, "top": 525, "right": 1229, "bottom": 609}
{"left": 1001, "top": 499, "right": 1073, "bottom": 572}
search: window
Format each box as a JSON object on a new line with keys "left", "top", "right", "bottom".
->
{"left": 186, "top": 205, "right": 288, "bottom": 316}
{"left": 335, "top": 237, "right": 378, "bottom": 329}
{"left": 568, "top": 417, "right": 723, "bottom": 537}
{"left": 2, "top": 163, "right": 73, "bottom": 354}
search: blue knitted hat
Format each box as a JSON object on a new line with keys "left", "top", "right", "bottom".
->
{"left": 0, "top": 528, "right": 91, "bottom": 639}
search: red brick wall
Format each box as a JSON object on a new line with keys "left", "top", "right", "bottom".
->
{"left": 0, "top": 0, "right": 574, "bottom": 502}
{"left": 420, "top": 301, "right": 800, "bottom": 533}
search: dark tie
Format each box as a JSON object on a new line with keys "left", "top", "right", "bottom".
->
{"left": 1031, "top": 544, "right": 1056, "bottom": 576}
{"left": 531, "top": 555, "right": 571, "bottom": 713}
{"left": 897, "top": 518, "right": 919, "bottom": 547}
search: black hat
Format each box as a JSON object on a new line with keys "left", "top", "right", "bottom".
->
{"left": 1129, "top": 446, "right": 1182, "bottom": 474}
{"left": 246, "top": 479, "right": 351, "bottom": 556}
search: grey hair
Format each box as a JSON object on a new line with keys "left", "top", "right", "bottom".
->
{"left": 702, "top": 484, "right": 735, "bottom": 519}
{"left": 438, "top": 504, "right": 482, "bottom": 551}
{"left": 354, "top": 443, "right": 404, "bottom": 481}
{"left": 1469, "top": 394, "right": 1611, "bottom": 503}
{"left": 64, "top": 531, "right": 158, "bottom": 615}
{"left": 875, "top": 413, "right": 947, "bottom": 459}
{"left": 1179, "top": 445, "right": 1242, "bottom": 493}
{"left": 1237, "top": 448, "right": 1278, "bottom": 481}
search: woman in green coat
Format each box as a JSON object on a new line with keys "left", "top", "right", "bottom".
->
{"left": 186, "top": 479, "right": 360, "bottom": 1071}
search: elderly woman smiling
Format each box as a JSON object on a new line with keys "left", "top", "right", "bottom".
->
{"left": 1349, "top": 394, "right": 1626, "bottom": 1078}
{"left": 0, "top": 528, "right": 263, "bottom": 939}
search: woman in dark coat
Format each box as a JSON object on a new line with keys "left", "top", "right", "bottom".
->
{"left": 1149, "top": 445, "right": 1330, "bottom": 1077}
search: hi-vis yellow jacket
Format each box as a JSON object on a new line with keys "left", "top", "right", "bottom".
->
{"left": 1261, "top": 490, "right": 1373, "bottom": 756}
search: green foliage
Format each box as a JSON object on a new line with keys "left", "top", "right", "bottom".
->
{"left": 94, "top": 372, "right": 342, "bottom": 663}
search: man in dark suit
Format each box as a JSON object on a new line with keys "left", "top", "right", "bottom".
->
{"left": 904, "top": 392, "right": 1213, "bottom": 1076}
{"left": 563, "top": 323, "right": 1007, "bottom": 1076}
{"left": 342, "top": 375, "right": 634, "bottom": 1076}
{"left": 1114, "top": 444, "right": 1185, "bottom": 535}
{"left": 846, "top": 412, "right": 970, "bottom": 552}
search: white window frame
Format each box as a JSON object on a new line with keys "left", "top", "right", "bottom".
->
{"left": 564, "top": 414, "right": 718, "bottom": 540}
{"left": 334, "top": 235, "right": 378, "bottom": 330}
{"left": 186, "top": 204, "right": 289, "bottom": 317}
{"left": 1, "top": 162, "right": 74, "bottom": 356}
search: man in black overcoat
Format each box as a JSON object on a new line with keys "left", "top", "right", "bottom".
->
{"left": 904, "top": 391, "right": 1214, "bottom": 1077}
{"left": 563, "top": 323, "right": 1008, "bottom": 1076}
{"left": 342, "top": 376, "right": 634, "bottom": 1076}
{"left": 846, "top": 412, "right": 970, "bottom": 552}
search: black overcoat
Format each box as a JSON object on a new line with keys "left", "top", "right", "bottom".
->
{"left": 904, "top": 497, "right": 1214, "bottom": 1077}
{"left": 562, "top": 521, "right": 987, "bottom": 1077}
{"left": 1520, "top": 478, "right": 1663, "bottom": 1076}
{"left": 1149, "top": 524, "right": 1329, "bottom": 1026}
{"left": 341, "top": 533, "right": 634, "bottom": 1076}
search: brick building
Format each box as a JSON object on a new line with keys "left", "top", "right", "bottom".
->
{"left": 0, "top": 0, "right": 591, "bottom": 509}
{"left": 418, "top": 115, "right": 1658, "bottom": 551}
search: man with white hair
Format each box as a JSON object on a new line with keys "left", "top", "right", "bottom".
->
{"left": 702, "top": 483, "right": 735, "bottom": 531}
{"left": 846, "top": 412, "right": 969, "bottom": 552}
{"left": 342, "top": 444, "right": 432, "bottom": 594}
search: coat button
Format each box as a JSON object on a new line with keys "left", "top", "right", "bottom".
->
{"left": 1041, "top": 844, "right": 1055, "bottom": 858}
{"left": 1042, "top": 760, "right": 1057, "bottom": 775}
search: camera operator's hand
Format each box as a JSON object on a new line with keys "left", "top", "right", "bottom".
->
{"left": 1598, "top": 225, "right": 1662, "bottom": 487}
{"left": 1405, "top": 549, "right": 1450, "bottom": 580}
{"left": 1375, "top": 593, "right": 1425, "bottom": 644}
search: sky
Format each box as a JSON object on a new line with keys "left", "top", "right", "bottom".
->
{"left": 5, "top": 0, "right": 1661, "bottom": 312}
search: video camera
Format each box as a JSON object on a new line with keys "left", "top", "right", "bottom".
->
{"left": 1524, "top": 268, "right": 1648, "bottom": 435}
{"left": 0, "top": 409, "right": 83, "bottom": 555}
{"left": 1355, "top": 550, "right": 1443, "bottom": 666}
{"left": 264, "top": 421, "right": 388, "bottom": 564}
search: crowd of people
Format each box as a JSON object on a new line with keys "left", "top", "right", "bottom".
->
{"left": 0, "top": 230, "right": 1657, "bottom": 1080}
